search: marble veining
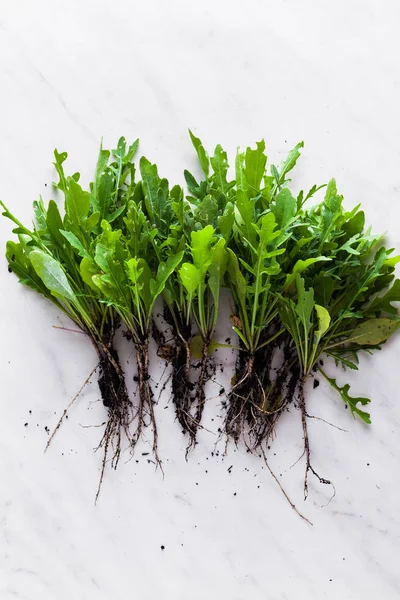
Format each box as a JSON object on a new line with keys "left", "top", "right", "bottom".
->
{"left": 1, "top": 1, "right": 400, "bottom": 598}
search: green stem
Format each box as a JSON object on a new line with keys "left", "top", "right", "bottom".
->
{"left": 256, "top": 327, "right": 285, "bottom": 351}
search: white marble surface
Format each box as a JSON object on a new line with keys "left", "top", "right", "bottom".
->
{"left": 1, "top": 1, "right": 400, "bottom": 598}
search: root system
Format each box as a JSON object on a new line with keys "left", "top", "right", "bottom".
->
{"left": 225, "top": 323, "right": 298, "bottom": 450}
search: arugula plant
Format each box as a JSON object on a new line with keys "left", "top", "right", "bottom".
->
{"left": 82, "top": 161, "right": 184, "bottom": 462}
{"left": 1, "top": 138, "right": 140, "bottom": 496}
{"left": 209, "top": 140, "right": 315, "bottom": 444}
{"left": 177, "top": 224, "right": 228, "bottom": 444}
{"left": 279, "top": 180, "right": 400, "bottom": 423}
{"left": 144, "top": 134, "right": 235, "bottom": 447}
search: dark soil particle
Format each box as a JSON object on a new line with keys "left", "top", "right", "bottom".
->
{"left": 24, "top": 423, "right": 28, "bottom": 427}
{"left": 313, "top": 379, "right": 320, "bottom": 389}
{"left": 161, "top": 545, "right": 165, "bottom": 550}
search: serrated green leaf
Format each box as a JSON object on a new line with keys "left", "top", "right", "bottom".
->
{"left": 189, "top": 129, "right": 209, "bottom": 178}
{"left": 244, "top": 140, "right": 266, "bottom": 193}
{"left": 285, "top": 257, "right": 331, "bottom": 287}
{"left": 279, "top": 142, "right": 304, "bottom": 181}
{"left": 191, "top": 224, "right": 214, "bottom": 276}
{"left": 152, "top": 252, "right": 184, "bottom": 305}
{"left": 65, "top": 177, "right": 90, "bottom": 223}
{"left": 320, "top": 369, "right": 371, "bottom": 424}
{"left": 218, "top": 202, "right": 234, "bottom": 241}
{"left": 368, "top": 279, "right": 400, "bottom": 315}
{"left": 272, "top": 188, "right": 296, "bottom": 229}
{"left": 210, "top": 144, "right": 228, "bottom": 192}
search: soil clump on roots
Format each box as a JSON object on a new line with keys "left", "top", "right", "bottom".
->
{"left": 160, "top": 307, "right": 216, "bottom": 453}
{"left": 92, "top": 325, "right": 134, "bottom": 500}
{"left": 161, "top": 307, "right": 196, "bottom": 444}
{"left": 225, "top": 324, "right": 299, "bottom": 450}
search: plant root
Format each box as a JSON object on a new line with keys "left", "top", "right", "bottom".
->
{"left": 299, "top": 380, "right": 336, "bottom": 503}
{"left": 45, "top": 363, "right": 99, "bottom": 452}
{"left": 261, "top": 447, "right": 313, "bottom": 526}
{"left": 225, "top": 328, "right": 296, "bottom": 450}
{"left": 45, "top": 326, "right": 134, "bottom": 503}
{"left": 133, "top": 342, "right": 162, "bottom": 470}
{"left": 95, "top": 340, "right": 134, "bottom": 503}
{"left": 161, "top": 307, "right": 198, "bottom": 444}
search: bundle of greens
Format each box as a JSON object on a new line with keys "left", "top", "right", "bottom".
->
{"left": 153, "top": 132, "right": 234, "bottom": 448}
{"left": 183, "top": 135, "right": 400, "bottom": 492}
{"left": 2, "top": 132, "right": 399, "bottom": 502}
{"left": 1, "top": 138, "right": 142, "bottom": 489}
{"left": 84, "top": 169, "right": 184, "bottom": 464}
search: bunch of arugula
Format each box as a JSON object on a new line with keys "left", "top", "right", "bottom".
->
{"left": 277, "top": 180, "right": 400, "bottom": 494}
{"left": 187, "top": 134, "right": 400, "bottom": 494}
{"left": 148, "top": 133, "right": 234, "bottom": 448}
{"left": 85, "top": 156, "right": 184, "bottom": 465}
{"left": 1, "top": 138, "right": 142, "bottom": 496}
{"left": 2, "top": 132, "right": 400, "bottom": 503}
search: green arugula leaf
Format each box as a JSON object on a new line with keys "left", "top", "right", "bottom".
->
{"left": 46, "top": 200, "right": 65, "bottom": 247}
{"left": 319, "top": 368, "right": 371, "bottom": 424}
{"left": 180, "top": 263, "right": 201, "bottom": 296}
{"left": 272, "top": 188, "right": 296, "bottom": 229}
{"left": 5, "top": 241, "right": 52, "bottom": 298}
{"left": 350, "top": 318, "right": 399, "bottom": 345}
{"left": 65, "top": 177, "right": 90, "bottom": 224}
{"left": 29, "top": 249, "right": 77, "bottom": 303}
{"left": 60, "top": 230, "right": 91, "bottom": 259}
{"left": 244, "top": 140, "right": 267, "bottom": 194}
{"left": 367, "top": 279, "right": 400, "bottom": 315}
{"left": 208, "top": 238, "right": 228, "bottom": 325}
{"left": 191, "top": 224, "right": 214, "bottom": 276}
{"left": 189, "top": 129, "right": 210, "bottom": 178}
{"left": 314, "top": 304, "right": 331, "bottom": 340}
